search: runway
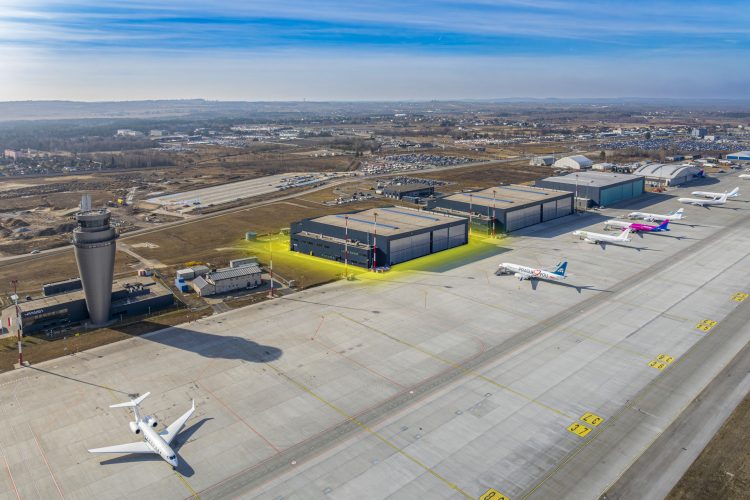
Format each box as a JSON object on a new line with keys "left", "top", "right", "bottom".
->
{"left": 0, "top": 176, "right": 747, "bottom": 499}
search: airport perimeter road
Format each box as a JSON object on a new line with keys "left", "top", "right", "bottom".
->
{"left": 0, "top": 176, "right": 746, "bottom": 500}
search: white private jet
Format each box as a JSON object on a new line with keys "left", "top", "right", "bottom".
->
{"left": 627, "top": 208, "right": 684, "bottom": 222}
{"left": 691, "top": 186, "right": 739, "bottom": 199}
{"left": 573, "top": 227, "right": 632, "bottom": 245}
{"left": 497, "top": 261, "right": 567, "bottom": 282}
{"left": 88, "top": 392, "right": 195, "bottom": 469}
{"left": 678, "top": 191, "right": 730, "bottom": 207}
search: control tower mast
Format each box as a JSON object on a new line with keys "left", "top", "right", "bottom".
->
{"left": 72, "top": 195, "right": 118, "bottom": 325}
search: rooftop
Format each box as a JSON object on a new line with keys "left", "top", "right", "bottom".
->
{"left": 538, "top": 171, "right": 642, "bottom": 188}
{"left": 207, "top": 265, "right": 263, "bottom": 282}
{"left": 381, "top": 183, "right": 434, "bottom": 193}
{"left": 632, "top": 163, "right": 702, "bottom": 179}
{"left": 440, "top": 184, "right": 571, "bottom": 210}
{"left": 309, "top": 207, "right": 465, "bottom": 237}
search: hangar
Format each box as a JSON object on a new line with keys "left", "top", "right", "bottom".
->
{"left": 536, "top": 171, "right": 644, "bottom": 207}
{"left": 290, "top": 207, "right": 467, "bottom": 269}
{"left": 428, "top": 184, "right": 573, "bottom": 233}
{"left": 631, "top": 163, "right": 704, "bottom": 187}
{"left": 553, "top": 155, "right": 593, "bottom": 170}
{"left": 727, "top": 151, "right": 750, "bottom": 162}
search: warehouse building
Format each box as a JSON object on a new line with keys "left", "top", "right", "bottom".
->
{"left": 192, "top": 264, "right": 262, "bottom": 297}
{"left": 727, "top": 151, "right": 750, "bottom": 162}
{"left": 290, "top": 207, "right": 467, "bottom": 269}
{"left": 536, "top": 172, "right": 644, "bottom": 207}
{"left": 1, "top": 277, "right": 173, "bottom": 336}
{"left": 380, "top": 183, "right": 435, "bottom": 200}
{"left": 530, "top": 155, "right": 555, "bottom": 167}
{"left": 553, "top": 155, "right": 593, "bottom": 170}
{"left": 631, "top": 163, "right": 704, "bottom": 187}
{"left": 428, "top": 184, "right": 573, "bottom": 233}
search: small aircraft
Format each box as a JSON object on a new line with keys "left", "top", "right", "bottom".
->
{"left": 496, "top": 261, "right": 567, "bottom": 282}
{"left": 739, "top": 174, "right": 750, "bottom": 179}
{"left": 573, "top": 227, "right": 632, "bottom": 245}
{"left": 604, "top": 219, "right": 670, "bottom": 233}
{"left": 627, "top": 208, "right": 684, "bottom": 222}
{"left": 691, "top": 186, "right": 739, "bottom": 199}
{"left": 678, "top": 191, "right": 730, "bottom": 207}
{"left": 88, "top": 392, "right": 195, "bottom": 469}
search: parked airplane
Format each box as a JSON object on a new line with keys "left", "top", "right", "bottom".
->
{"left": 739, "top": 174, "right": 750, "bottom": 179}
{"left": 627, "top": 208, "right": 684, "bottom": 222}
{"left": 691, "top": 187, "right": 739, "bottom": 199}
{"left": 88, "top": 392, "right": 195, "bottom": 469}
{"left": 678, "top": 191, "right": 730, "bottom": 207}
{"left": 604, "top": 219, "right": 670, "bottom": 232}
{"left": 497, "top": 261, "right": 567, "bottom": 282}
{"left": 573, "top": 228, "right": 632, "bottom": 245}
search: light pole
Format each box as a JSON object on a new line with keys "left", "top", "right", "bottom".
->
{"left": 344, "top": 215, "right": 349, "bottom": 279}
{"left": 268, "top": 232, "right": 275, "bottom": 298}
{"left": 574, "top": 174, "right": 579, "bottom": 213}
{"left": 10, "top": 279, "right": 23, "bottom": 366}
{"left": 468, "top": 194, "right": 473, "bottom": 237}
{"left": 492, "top": 189, "right": 497, "bottom": 238}
{"left": 372, "top": 212, "right": 378, "bottom": 272}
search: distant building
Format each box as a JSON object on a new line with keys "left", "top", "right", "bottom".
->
{"left": 116, "top": 129, "right": 145, "bottom": 138}
{"left": 632, "top": 163, "right": 704, "bottom": 187}
{"left": 592, "top": 162, "right": 616, "bottom": 171}
{"left": 691, "top": 127, "right": 707, "bottom": 138}
{"left": 3, "top": 149, "right": 28, "bottom": 160}
{"left": 553, "top": 155, "right": 593, "bottom": 170}
{"left": 727, "top": 151, "right": 750, "bottom": 162}
{"left": 381, "top": 183, "right": 435, "bottom": 200}
{"left": 536, "top": 172, "right": 644, "bottom": 207}
{"left": 191, "top": 265, "right": 262, "bottom": 297}
{"left": 530, "top": 155, "right": 555, "bottom": 167}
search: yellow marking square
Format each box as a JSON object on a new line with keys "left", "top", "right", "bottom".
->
{"left": 649, "top": 360, "right": 667, "bottom": 370}
{"left": 732, "top": 292, "right": 748, "bottom": 302}
{"left": 699, "top": 319, "right": 717, "bottom": 326}
{"left": 479, "top": 488, "right": 509, "bottom": 500}
{"left": 567, "top": 422, "right": 592, "bottom": 437}
{"left": 695, "top": 323, "right": 713, "bottom": 332}
{"left": 656, "top": 354, "right": 674, "bottom": 364}
{"left": 581, "top": 412, "right": 604, "bottom": 426}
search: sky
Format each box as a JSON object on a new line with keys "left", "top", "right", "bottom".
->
{"left": 0, "top": 1, "right": 748, "bottom": 101}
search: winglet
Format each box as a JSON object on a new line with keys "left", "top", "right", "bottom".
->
{"left": 110, "top": 392, "right": 151, "bottom": 409}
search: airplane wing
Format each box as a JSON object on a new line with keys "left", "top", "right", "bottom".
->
{"left": 160, "top": 400, "right": 195, "bottom": 445}
{"left": 88, "top": 441, "right": 155, "bottom": 454}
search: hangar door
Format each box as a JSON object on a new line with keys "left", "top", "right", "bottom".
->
{"left": 448, "top": 224, "right": 466, "bottom": 248}
{"left": 389, "top": 232, "right": 431, "bottom": 265}
{"left": 432, "top": 227, "right": 449, "bottom": 252}
{"left": 505, "top": 205, "right": 541, "bottom": 232}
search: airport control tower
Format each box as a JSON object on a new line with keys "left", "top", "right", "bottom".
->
{"left": 72, "top": 195, "right": 118, "bottom": 325}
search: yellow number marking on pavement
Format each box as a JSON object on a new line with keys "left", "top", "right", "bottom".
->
{"left": 479, "top": 488, "right": 509, "bottom": 500}
{"left": 731, "top": 292, "right": 748, "bottom": 302}
{"left": 696, "top": 319, "right": 717, "bottom": 332}
{"left": 567, "top": 422, "right": 592, "bottom": 437}
{"left": 581, "top": 412, "right": 604, "bottom": 426}
{"left": 656, "top": 354, "right": 674, "bottom": 364}
{"left": 648, "top": 360, "right": 667, "bottom": 371}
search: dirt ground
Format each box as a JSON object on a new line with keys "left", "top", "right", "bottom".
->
{"left": 412, "top": 161, "right": 554, "bottom": 190}
{"left": 667, "top": 391, "right": 750, "bottom": 499}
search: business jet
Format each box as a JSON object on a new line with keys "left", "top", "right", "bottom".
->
{"left": 678, "top": 191, "right": 730, "bottom": 207}
{"left": 88, "top": 392, "right": 195, "bottom": 469}
{"left": 573, "top": 228, "right": 632, "bottom": 245}
{"left": 604, "top": 219, "right": 670, "bottom": 232}
{"left": 497, "top": 261, "right": 567, "bottom": 282}
{"left": 691, "top": 186, "right": 739, "bottom": 199}
{"left": 627, "top": 208, "right": 684, "bottom": 222}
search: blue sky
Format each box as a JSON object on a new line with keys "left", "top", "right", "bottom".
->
{"left": 1, "top": 1, "right": 748, "bottom": 100}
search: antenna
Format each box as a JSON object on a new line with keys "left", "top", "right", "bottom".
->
{"left": 81, "top": 194, "right": 92, "bottom": 211}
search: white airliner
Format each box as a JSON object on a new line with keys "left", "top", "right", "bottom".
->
{"left": 573, "top": 227, "right": 632, "bottom": 245}
{"left": 678, "top": 191, "right": 730, "bottom": 207}
{"left": 88, "top": 392, "right": 195, "bottom": 469}
{"left": 691, "top": 186, "right": 739, "bottom": 199}
{"left": 627, "top": 208, "right": 684, "bottom": 222}
{"left": 497, "top": 261, "right": 567, "bottom": 282}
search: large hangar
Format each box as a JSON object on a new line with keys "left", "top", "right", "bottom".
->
{"left": 428, "top": 184, "right": 573, "bottom": 233}
{"left": 290, "top": 207, "right": 467, "bottom": 269}
{"left": 535, "top": 172, "right": 644, "bottom": 207}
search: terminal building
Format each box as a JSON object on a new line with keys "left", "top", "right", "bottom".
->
{"left": 290, "top": 207, "right": 467, "bottom": 269}
{"left": 535, "top": 172, "right": 644, "bottom": 207}
{"left": 427, "top": 184, "right": 573, "bottom": 233}
{"left": 1, "top": 277, "right": 173, "bottom": 336}
{"left": 631, "top": 163, "right": 704, "bottom": 187}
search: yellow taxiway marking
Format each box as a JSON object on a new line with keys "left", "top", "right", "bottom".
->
{"left": 479, "top": 488, "right": 510, "bottom": 500}
{"left": 648, "top": 360, "right": 667, "bottom": 371}
{"left": 655, "top": 354, "right": 674, "bottom": 364}
{"left": 261, "top": 359, "right": 473, "bottom": 499}
{"left": 731, "top": 292, "right": 748, "bottom": 302}
{"left": 580, "top": 412, "right": 604, "bottom": 427}
{"left": 171, "top": 466, "right": 200, "bottom": 499}
{"left": 567, "top": 422, "right": 592, "bottom": 437}
{"left": 695, "top": 319, "right": 717, "bottom": 332}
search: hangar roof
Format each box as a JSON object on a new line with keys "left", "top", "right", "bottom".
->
{"left": 538, "top": 171, "right": 642, "bottom": 188}
{"left": 632, "top": 163, "right": 702, "bottom": 179}
{"left": 309, "top": 206, "right": 465, "bottom": 237}
{"left": 440, "top": 184, "right": 571, "bottom": 211}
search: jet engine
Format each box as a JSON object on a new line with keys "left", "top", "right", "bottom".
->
{"left": 129, "top": 422, "right": 141, "bottom": 434}
{"left": 143, "top": 416, "right": 158, "bottom": 428}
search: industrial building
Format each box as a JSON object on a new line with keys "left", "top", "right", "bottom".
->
{"left": 553, "top": 155, "right": 593, "bottom": 170}
{"left": 428, "top": 184, "right": 573, "bottom": 233}
{"left": 1, "top": 277, "right": 173, "bottom": 336}
{"left": 380, "top": 183, "right": 435, "bottom": 200}
{"left": 536, "top": 172, "right": 644, "bottom": 207}
{"left": 290, "top": 207, "right": 467, "bottom": 269}
{"left": 192, "top": 265, "right": 262, "bottom": 297}
{"left": 631, "top": 163, "right": 704, "bottom": 187}
{"left": 530, "top": 155, "right": 555, "bottom": 167}
{"left": 727, "top": 151, "right": 750, "bottom": 162}
{"left": 72, "top": 196, "right": 118, "bottom": 325}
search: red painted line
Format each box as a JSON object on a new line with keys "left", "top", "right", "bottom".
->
{"left": 199, "top": 384, "right": 281, "bottom": 453}
{"left": 310, "top": 316, "right": 326, "bottom": 341}
{"left": 3, "top": 454, "right": 20, "bottom": 500}
{"left": 29, "top": 424, "right": 65, "bottom": 499}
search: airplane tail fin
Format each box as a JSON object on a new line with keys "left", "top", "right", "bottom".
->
{"left": 110, "top": 392, "right": 150, "bottom": 409}
{"left": 553, "top": 261, "right": 568, "bottom": 277}
{"left": 729, "top": 187, "right": 739, "bottom": 197}
{"left": 673, "top": 208, "right": 684, "bottom": 219}
{"left": 657, "top": 220, "right": 669, "bottom": 230}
